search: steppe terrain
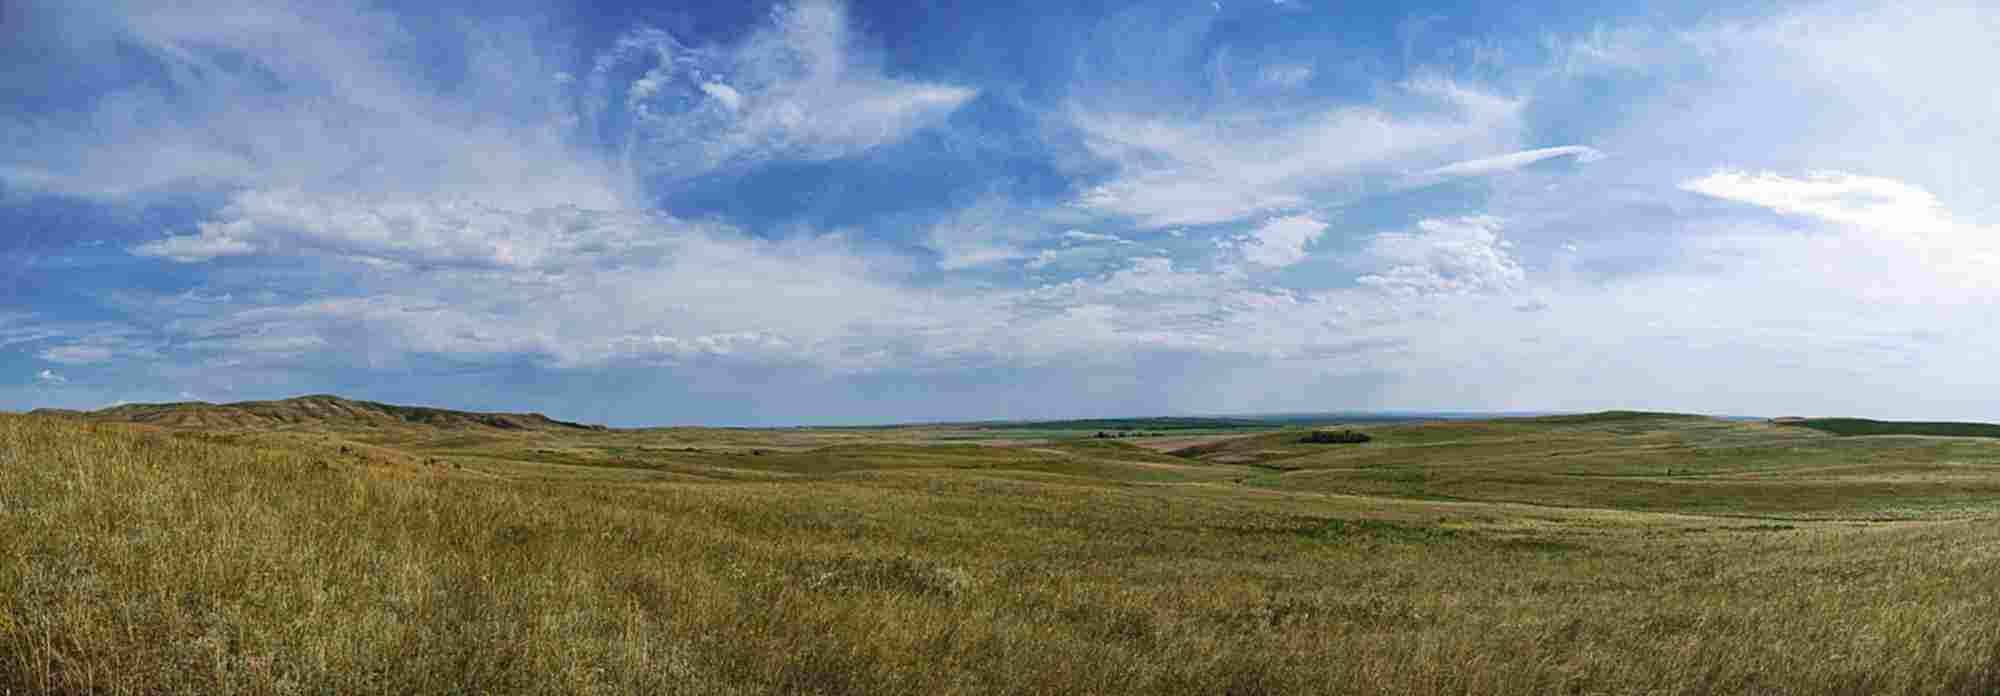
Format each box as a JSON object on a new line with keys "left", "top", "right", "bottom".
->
{"left": 6, "top": 396, "right": 2000, "bottom": 694}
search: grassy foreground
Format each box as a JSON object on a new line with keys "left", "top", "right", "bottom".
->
{"left": 6, "top": 411, "right": 2000, "bottom": 694}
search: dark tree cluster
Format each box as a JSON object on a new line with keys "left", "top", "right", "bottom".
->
{"left": 1299, "top": 429, "right": 1371, "bottom": 444}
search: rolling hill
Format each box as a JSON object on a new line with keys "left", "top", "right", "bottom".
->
{"left": 28, "top": 394, "right": 603, "bottom": 432}
{"left": 1777, "top": 417, "right": 2000, "bottom": 439}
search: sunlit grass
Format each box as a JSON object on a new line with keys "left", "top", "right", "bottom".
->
{"left": 6, "top": 413, "right": 2000, "bottom": 694}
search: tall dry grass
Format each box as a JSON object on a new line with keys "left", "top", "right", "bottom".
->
{"left": 5, "top": 413, "right": 2000, "bottom": 694}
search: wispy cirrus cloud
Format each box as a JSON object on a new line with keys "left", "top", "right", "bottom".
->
{"left": 1068, "top": 77, "right": 1525, "bottom": 228}
{"left": 589, "top": 0, "right": 976, "bottom": 180}
{"left": 1417, "top": 145, "right": 1603, "bottom": 181}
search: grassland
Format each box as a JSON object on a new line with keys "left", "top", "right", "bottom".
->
{"left": 1783, "top": 417, "right": 2000, "bottom": 439}
{"left": 7, "top": 402, "right": 2000, "bottom": 694}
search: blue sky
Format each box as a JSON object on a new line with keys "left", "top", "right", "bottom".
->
{"left": 4, "top": 0, "right": 1997, "bottom": 425}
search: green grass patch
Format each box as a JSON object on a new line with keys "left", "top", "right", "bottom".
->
{"left": 1784, "top": 418, "right": 2000, "bottom": 438}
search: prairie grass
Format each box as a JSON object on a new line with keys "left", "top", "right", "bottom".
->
{"left": 6, "top": 413, "right": 2000, "bottom": 694}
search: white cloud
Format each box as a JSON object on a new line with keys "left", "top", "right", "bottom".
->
{"left": 136, "top": 190, "right": 668, "bottom": 269}
{"left": 22, "top": 0, "right": 2000, "bottom": 424}
{"left": 1418, "top": 145, "right": 1604, "bottom": 180}
{"left": 1256, "top": 63, "right": 1314, "bottom": 88}
{"left": 1387, "top": 6, "right": 2000, "bottom": 417}
{"left": 1062, "top": 230, "right": 1129, "bottom": 244}
{"left": 1024, "top": 245, "right": 1128, "bottom": 273}
{"left": 1680, "top": 170, "right": 1940, "bottom": 230}
{"left": 1358, "top": 167, "right": 2000, "bottom": 418}
{"left": 119, "top": 192, "right": 1494, "bottom": 381}
{"left": 1678, "top": 169, "right": 2000, "bottom": 304}
{"left": 923, "top": 199, "right": 1070, "bottom": 270}
{"left": 83, "top": 0, "right": 994, "bottom": 376}
{"left": 132, "top": 227, "right": 260, "bottom": 262}
{"left": 36, "top": 369, "right": 66, "bottom": 385}
{"left": 1003, "top": 256, "right": 1285, "bottom": 356}
{"left": 700, "top": 82, "right": 744, "bottom": 110}
{"left": 1315, "top": 0, "right": 2000, "bottom": 416}
{"left": 2, "top": 2, "right": 623, "bottom": 207}
{"left": 1070, "top": 78, "right": 1523, "bottom": 227}
{"left": 1238, "top": 215, "right": 1328, "bottom": 267}
{"left": 11, "top": 0, "right": 972, "bottom": 210}
{"left": 597, "top": 0, "right": 976, "bottom": 177}
{"left": 1358, "top": 216, "right": 1524, "bottom": 296}
{"left": 32, "top": 329, "right": 160, "bottom": 367}
{"left": 16, "top": 0, "right": 1471, "bottom": 392}
{"left": 0, "top": 320, "right": 62, "bottom": 349}
{"left": 40, "top": 345, "right": 116, "bottom": 365}
{"left": 144, "top": 212, "right": 970, "bottom": 373}
{"left": 38, "top": 0, "right": 978, "bottom": 380}
{"left": 934, "top": 244, "right": 1029, "bottom": 271}
{"left": 1561, "top": 2, "right": 2000, "bottom": 223}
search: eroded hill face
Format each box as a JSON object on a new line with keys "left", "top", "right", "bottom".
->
{"left": 31, "top": 394, "right": 603, "bottom": 433}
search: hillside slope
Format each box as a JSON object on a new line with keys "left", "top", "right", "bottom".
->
{"left": 29, "top": 394, "right": 602, "bottom": 432}
{"left": 1779, "top": 417, "right": 2000, "bottom": 439}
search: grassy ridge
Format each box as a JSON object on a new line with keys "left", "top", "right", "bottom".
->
{"left": 8, "top": 413, "right": 2000, "bottom": 694}
{"left": 1785, "top": 417, "right": 2000, "bottom": 439}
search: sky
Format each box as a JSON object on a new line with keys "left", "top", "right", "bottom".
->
{"left": 3, "top": 0, "right": 1997, "bottom": 426}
